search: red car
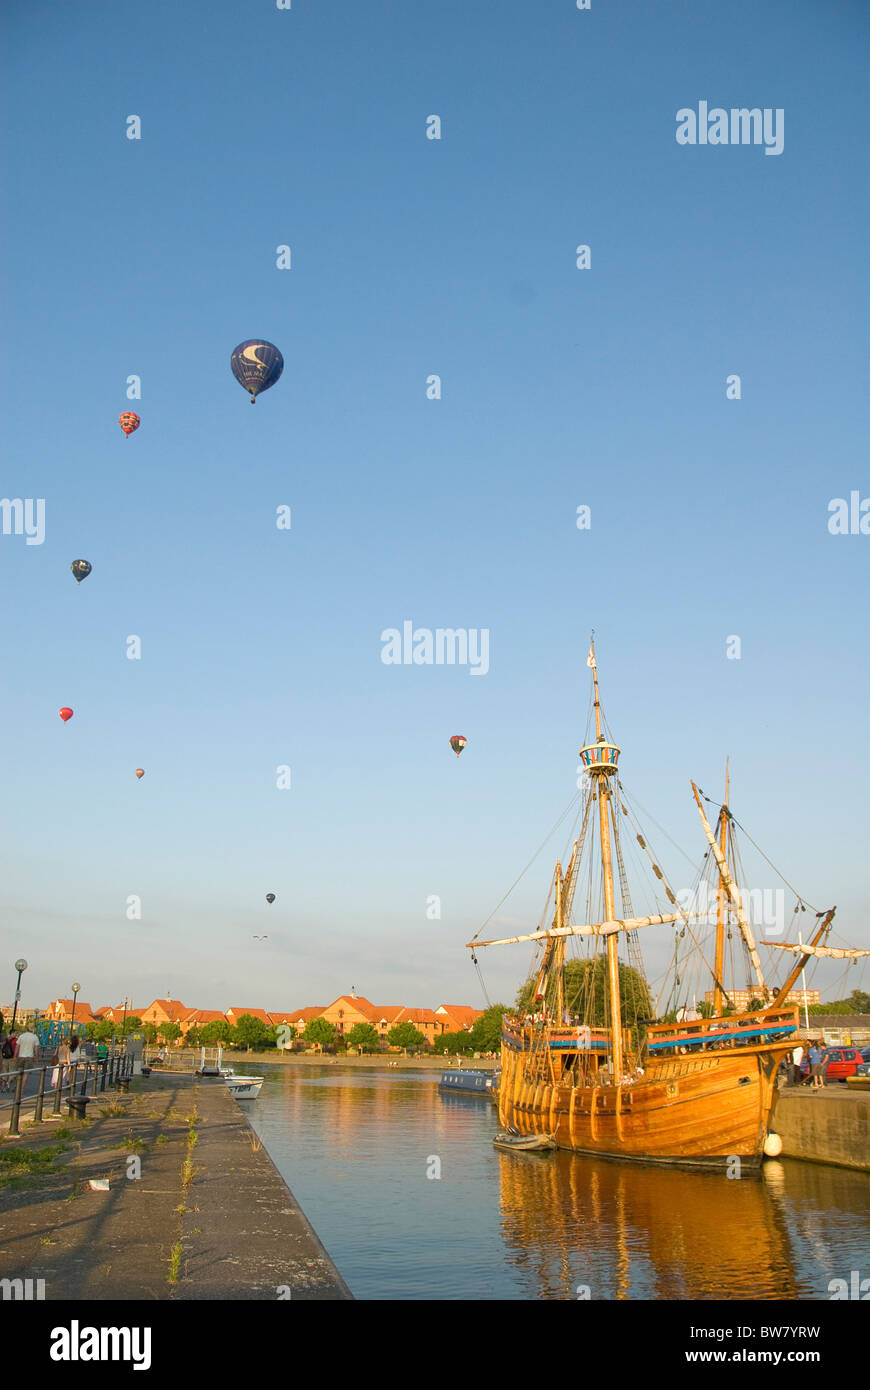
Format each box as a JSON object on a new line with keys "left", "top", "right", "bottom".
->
{"left": 798, "top": 1046, "right": 865, "bottom": 1082}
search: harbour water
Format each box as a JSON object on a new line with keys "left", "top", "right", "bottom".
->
{"left": 247, "top": 1063, "right": 870, "bottom": 1301}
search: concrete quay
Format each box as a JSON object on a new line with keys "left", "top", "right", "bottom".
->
{"left": 772, "top": 1085, "right": 870, "bottom": 1172}
{"left": 0, "top": 1072, "right": 351, "bottom": 1300}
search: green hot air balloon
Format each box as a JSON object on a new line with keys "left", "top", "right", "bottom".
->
{"left": 71, "top": 560, "right": 92, "bottom": 584}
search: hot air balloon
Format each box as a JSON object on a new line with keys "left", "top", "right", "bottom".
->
{"left": 119, "top": 411, "right": 140, "bottom": 437}
{"left": 70, "top": 560, "right": 92, "bottom": 583}
{"left": 135, "top": 769, "right": 145, "bottom": 780}
{"left": 231, "top": 341, "right": 284, "bottom": 403}
{"left": 58, "top": 707, "right": 74, "bottom": 722}
{"left": 266, "top": 893, "right": 276, "bottom": 904}
{"left": 449, "top": 735, "right": 467, "bottom": 757}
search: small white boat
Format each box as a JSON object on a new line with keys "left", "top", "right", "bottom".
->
{"left": 493, "top": 1129, "right": 557, "bottom": 1153}
{"left": 223, "top": 1072, "right": 264, "bottom": 1100}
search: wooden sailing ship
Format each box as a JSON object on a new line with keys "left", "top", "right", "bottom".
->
{"left": 468, "top": 641, "right": 846, "bottom": 1171}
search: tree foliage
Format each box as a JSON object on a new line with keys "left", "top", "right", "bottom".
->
{"left": 158, "top": 1020, "right": 182, "bottom": 1043}
{"left": 387, "top": 1021, "right": 426, "bottom": 1050}
{"left": 468, "top": 1005, "right": 510, "bottom": 1052}
{"left": 346, "top": 1023, "right": 380, "bottom": 1051}
{"left": 433, "top": 1030, "right": 476, "bottom": 1056}
{"left": 515, "top": 957, "right": 652, "bottom": 1026}
{"left": 200, "top": 1019, "right": 235, "bottom": 1044}
{"left": 303, "top": 1017, "right": 338, "bottom": 1048}
{"left": 808, "top": 990, "right": 870, "bottom": 1016}
{"left": 233, "top": 1014, "right": 271, "bottom": 1050}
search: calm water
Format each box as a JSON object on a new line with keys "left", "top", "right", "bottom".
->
{"left": 246, "top": 1064, "right": 870, "bottom": 1301}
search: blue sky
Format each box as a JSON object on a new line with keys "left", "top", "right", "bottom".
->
{"left": 1, "top": 0, "right": 868, "bottom": 1017}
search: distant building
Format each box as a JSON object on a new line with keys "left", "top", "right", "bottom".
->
{"left": 435, "top": 1005, "right": 484, "bottom": 1034}
{"left": 140, "top": 999, "right": 191, "bottom": 1028}
{"left": 226, "top": 1007, "right": 273, "bottom": 1030}
{"left": 180, "top": 1009, "right": 228, "bottom": 1034}
{"left": 47, "top": 998, "right": 99, "bottom": 1026}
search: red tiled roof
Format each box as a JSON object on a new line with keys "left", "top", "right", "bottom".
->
{"left": 226, "top": 1008, "right": 273, "bottom": 1026}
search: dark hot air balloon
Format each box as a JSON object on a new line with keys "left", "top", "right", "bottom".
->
{"left": 231, "top": 341, "right": 284, "bottom": 403}
{"left": 71, "top": 560, "right": 92, "bottom": 583}
{"left": 135, "top": 768, "right": 145, "bottom": 779}
{"left": 266, "top": 893, "right": 276, "bottom": 904}
{"left": 59, "top": 707, "right": 74, "bottom": 722}
{"left": 449, "top": 735, "right": 467, "bottom": 756}
{"left": 119, "top": 412, "right": 140, "bottom": 437}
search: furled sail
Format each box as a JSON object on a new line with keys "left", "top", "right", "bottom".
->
{"left": 468, "top": 913, "right": 684, "bottom": 949}
{"left": 763, "top": 942, "right": 870, "bottom": 960}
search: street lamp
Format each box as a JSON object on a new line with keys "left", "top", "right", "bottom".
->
{"left": 121, "top": 996, "right": 129, "bottom": 1035}
{"left": 70, "top": 982, "right": 81, "bottom": 1036}
{"left": 10, "top": 959, "right": 27, "bottom": 1031}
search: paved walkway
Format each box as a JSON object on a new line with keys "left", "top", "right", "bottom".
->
{"left": 0, "top": 1073, "right": 351, "bottom": 1300}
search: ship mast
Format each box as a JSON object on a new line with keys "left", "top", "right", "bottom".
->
{"left": 691, "top": 782, "right": 769, "bottom": 1002}
{"left": 582, "top": 641, "right": 624, "bottom": 1084}
{"left": 713, "top": 761, "right": 729, "bottom": 1016}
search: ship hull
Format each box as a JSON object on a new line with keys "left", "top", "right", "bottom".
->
{"left": 499, "top": 1039, "right": 790, "bottom": 1170}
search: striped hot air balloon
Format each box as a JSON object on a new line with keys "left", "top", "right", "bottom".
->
{"left": 119, "top": 411, "right": 140, "bottom": 437}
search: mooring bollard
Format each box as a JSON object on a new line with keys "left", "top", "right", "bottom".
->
{"left": 68, "top": 1094, "right": 90, "bottom": 1121}
{"left": 8, "top": 1068, "right": 25, "bottom": 1137}
{"left": 34, "top": 1065, "right": 47, "bottom": 1123}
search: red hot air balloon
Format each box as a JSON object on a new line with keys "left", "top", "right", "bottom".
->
{"left": 58, "top": 707, "right": 74, "bottom": 722}
{"left": 449, "top": 735, "right": 467, "bottom": 757}
{"left": 119, "top": 412, "right": 140, "bottom": 437}
{"left": 135, "top": 768, "right": 145, "bottom": 779}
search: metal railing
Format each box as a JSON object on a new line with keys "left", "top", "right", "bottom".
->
{"left": 0, "top": 1049, "right": 136, "bottom": 1137}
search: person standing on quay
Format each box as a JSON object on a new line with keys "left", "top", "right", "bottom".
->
{"left": 0, "top": 1031, "right": 17, "bottom": 1092}
{"left": 808, "top": 1042, "right": 826, "bottom": 1089}
{"left": 52, "top": 1035, "right": 71, "bottom": 1091}
{"left": 14, "top": 1025, "right": 39, "bottom": 1080}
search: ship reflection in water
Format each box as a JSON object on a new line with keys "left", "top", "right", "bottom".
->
{"left": 248, "top": 1065, "right": 870, "bottom": 1301}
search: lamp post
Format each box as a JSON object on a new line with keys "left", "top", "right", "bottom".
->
{"left": 70, "top": 983, "right": 81, "bottom": 1036}
{"left": 10, "top": 959, "right": 27, "bottom": 1031}
{"left": 121, "top": 996, "right": 129, "bottom": 1037}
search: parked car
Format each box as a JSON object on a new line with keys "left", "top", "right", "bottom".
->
{"left": 799, "top": 1046, "right": 864, "bottom": 1082}
{"left": 853, "top": 1060, "right": 870, "bottom": 1078}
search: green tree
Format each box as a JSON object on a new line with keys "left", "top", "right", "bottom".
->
{"left": 346, "top": 1023, "right": 380, "bottom": 1052}
{"left": 200, "top": 1019, "right": 235, "bottom": 1045}
{"left": 387, "top": 1021, "right": 427, "bottom": 1051}
{"left": 118, "top": 1015, "right": 143, "bottom": 1037}
{"left": 433, "top": 1030, "right": 475, "bottom": 1056}
{"left": 158, "top": 1021, "right": 182, "bottom": 1044}
{"left": 303, "top": 1017, "right": 338, "bottom": 1050}
{"left": 90, "top": 1020, "right": 115, "bottom": 1043}
{"left": 142, "top": 1023, "right": 158, "bottom": 1044}
{"left": 469, "top": 1005, "right": 510, "bottom": 1052}
{"left": 233, "top": 1014, "right": 271, "bottom": 1051}
{"left": 516, "top": 958, "right": 652, "bottom": 1026}
{"left": 185, "top": 1025, "right": 202, "bottom": 1049}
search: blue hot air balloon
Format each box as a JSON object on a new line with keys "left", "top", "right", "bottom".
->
{"left": 230, "top": 340, "right": 284, "bottom": 404}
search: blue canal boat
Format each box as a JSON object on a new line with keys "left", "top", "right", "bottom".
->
{"left": 439, "top": 1069, "right": 498, "bottom": 1096}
